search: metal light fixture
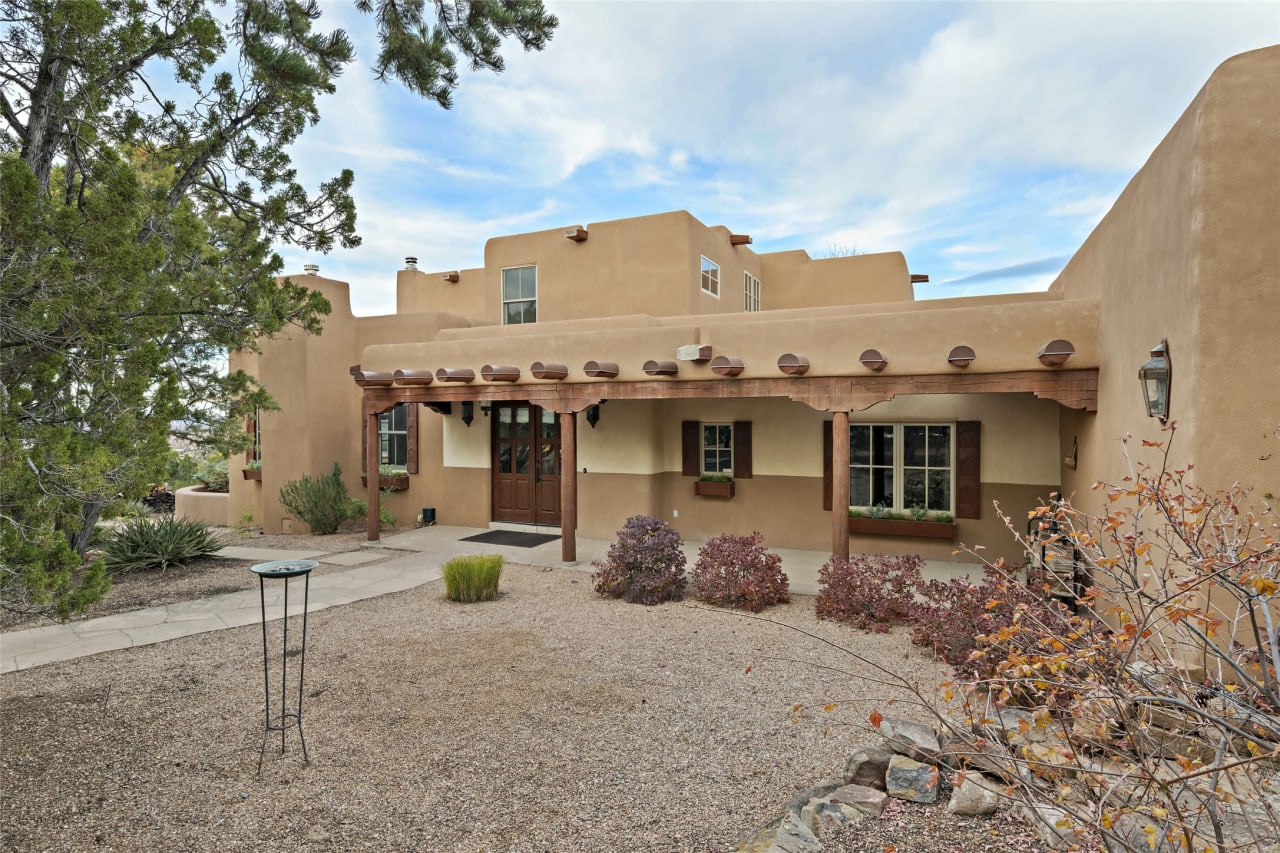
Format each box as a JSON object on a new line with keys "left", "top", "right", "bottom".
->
{"left": 479, "top": 403, "right": 491, "bottom": 417}
{"left": 1139, "top": 339, "right": 1171, "bottom": 423}
{"left": 461, "top": 401, "right": 474, "bottom": 427}
{"left": 586, "top": 405, "right": 601, "bottom": 429}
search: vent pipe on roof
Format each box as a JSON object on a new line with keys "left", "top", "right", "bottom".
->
{"left": 303, "top": 263, "right": 319, "bottom": 276}
{"left": 405, "top": 257, "right": 418, "bottom": 269}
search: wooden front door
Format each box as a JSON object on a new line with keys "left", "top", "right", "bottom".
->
{"left": 491, "top": 403, "right": 561, "bottom": 525}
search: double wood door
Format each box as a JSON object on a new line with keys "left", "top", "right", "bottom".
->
{"left": 491, "top": 403, "right": 561, "bottom": 525}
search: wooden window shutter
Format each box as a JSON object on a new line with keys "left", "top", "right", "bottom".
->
{"left": 245, "top": 416, "right": 256, "bottom": 464}
{"left": 732, "top": 421, "right": 752, "bottom": 479}
{"left": 361, "top": 413, "right": 368, "bottom": 474}
{"left": 406, "top": 404, "right": 419, "bottom": 474}
{"left": 822, "top": 420, "right": 833, "bottom": 511}
{"left": 956, "top": 421, "right": 981, "bottom": 519}
{"left": 681, "top": 421, "right": 700, "bottom": 476}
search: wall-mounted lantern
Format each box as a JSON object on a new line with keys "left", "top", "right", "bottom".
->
{"left": 586, "top": 405, "right": 601, "bottom": 429}
{"left": 1139, "top": 339, "right": 1171, "bottom": 423}
{"left": 461, "top": 401, "right": 475, "bottom": 427}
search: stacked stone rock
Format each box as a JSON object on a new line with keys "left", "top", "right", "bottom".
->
{"left": 734, "top": 717, "right": 1004, "bottom": 852}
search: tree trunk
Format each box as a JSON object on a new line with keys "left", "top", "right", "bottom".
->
{"left": 68, "top": 499, "right": 106, "bottom": 557}
{"left": 21, "top": 42, "right": 68, "bottom": 194}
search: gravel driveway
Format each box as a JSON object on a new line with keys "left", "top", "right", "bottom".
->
{"left": 0, "top": 560, "right": 966, "bottom": 851}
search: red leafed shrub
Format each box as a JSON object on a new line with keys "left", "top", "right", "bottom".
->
{"left": 690, "top": 532, "right": 790, "bottom": 612}
{"left": 815, "top": 553, "right": 923, "bottom": 632}
{"left": 591, "top": 514, "right": 687, "bottom": 605}
{"left": 910, "top": 564, "right": 1069, "bottom": 679}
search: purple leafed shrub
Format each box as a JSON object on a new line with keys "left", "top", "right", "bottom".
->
{"left": 591, "top": 514, "right": 687, "bottom": 605}
{"left": 690, "top": 532, "right": 789, "bottom": 612}
{"left": 815, "top": 553, "right": 924, "bottom": 632}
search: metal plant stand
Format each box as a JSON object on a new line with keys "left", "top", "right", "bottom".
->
{"left": 250, "top": 559, "right": 318, "bottom": 772}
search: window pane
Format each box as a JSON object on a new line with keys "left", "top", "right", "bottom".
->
{"left": 904, "top": 426, "right": 926, "bottom": 467}
{"left": 928, "top": 470, "right": 951, "bottom": 511}
{"left": 504, "top": 302, "right": 523, "bottom": 325}
{"left": 393, "top": 404, "right": 407, "bottom": 430}
{"left": 850, "top": 425, "right": 870, "bottom": 465}
{"left": 516, "top": 443, "right": 530, "bottom": 474}
{"left": 873, "top": 425, "right": 894, "bottom": 466}
{"left": 502, "top": 269, "right": 519, "bottom": 300}
{"left": 703, "top": 425, "right": 716, "bottom": 448}
{"left": 872, "top": 468, "right": 893, "bottom": 506}
{"left": 540, "top": 443, "right": 556, "bottom": 476}
{"left": 704, "top": 450, "right": 716, "bottom": 472}
{"left": 717, "top": 425, "right": 732, "bottom": 448}
{"left": 903, "top": 469, "right": 926, "bottom": 509}
{"left": 540, "top": 410, "right": 555, "bottom": 439}
{"left": 515, "top": 407, "right": 530, "bottom": 439}
{"left": 379, "top": 434, "right": 389, "bottom": 464}
{"left": 379, "top": 412, "right": 391, "bottom": 431}
{"left": 498, "top": 407, "right": 511, "bottom": 438}
{"left": 928, "top": 425, "right": 951, "bottom": 466}
{"left": 390, "top": 434, "right": 407, "bottom": 467}
{"left": 850, "top": 468, "right": 870, "bottom": 506}
{"left": 718, "top": 450, "right": 732, "bottom": 472}
{"left": 498, "top": 444, "right": 511, "bottom": 474}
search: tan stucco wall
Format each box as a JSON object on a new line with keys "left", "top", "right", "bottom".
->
{"left": 174, "top": 486, "right": 230, "bottom": 527}
{"left": 1053, "top": 46, "right": 1280, "bottom": 507}
{"left": 758, "top": 250, "right": 913, "bottom": 310}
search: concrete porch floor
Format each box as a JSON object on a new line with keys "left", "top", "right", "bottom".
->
{"left": 370, "top": 524, "right": 987, "bottom": 597}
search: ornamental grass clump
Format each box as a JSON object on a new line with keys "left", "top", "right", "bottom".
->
{"left": 690, "top": 532, "right": 789, "bottom": 612}
{"left": 592, "top": 514, "right": 687, "bottom": 605}
{"left": 103, "top": 515, "right": 222, "bottom": 574}
{"left": 442, "top": 554, "right": 504, "bottom": 602}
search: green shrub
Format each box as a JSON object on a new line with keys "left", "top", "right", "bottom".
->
{"left": 346, "top": 497, "right": 396, "bottom": 529}
{"left": 697, "top": 472, "right": 732, "bottom": 483}
{"left": 909, "top": 504, "right": 929, "bottom": 522}
{"left": 279, "top": 463, "right": 358, "bottom": 534}
{"left": 377, "top": 464, "right": 406, "bottom": 477}
{"left": 103, "top": 515, "right": 222, "bottom": 573}
{"left": 442, "top": 554, "right": 504, "bottom": 602}
{"left": 196, "top": 454, "right": 229, "bottom": 493}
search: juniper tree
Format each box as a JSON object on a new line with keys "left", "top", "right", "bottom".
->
{"left": 0, "top": 0, "right": 557, "bottom": 616}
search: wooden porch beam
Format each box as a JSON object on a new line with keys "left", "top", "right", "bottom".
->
{"left": 365, "top": 409, "right": 380, "bottom": 542}
{"left": 356, "top": 368, "right": 1099, "bottom": 413}
{"left": 831, "top": 411, "right": 850, "bottom": 561}
{"left": 559, "top": 411, "right": 577, "bottom": 563}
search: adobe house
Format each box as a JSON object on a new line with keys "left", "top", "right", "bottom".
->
{"left": 223, "top": 46, "right": 1278, "bottom": 569}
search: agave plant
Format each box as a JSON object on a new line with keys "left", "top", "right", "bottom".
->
{"left": 103, "top": 515, "right": 223, "bottom": 573}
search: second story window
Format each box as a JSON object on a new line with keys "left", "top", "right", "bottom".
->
{"left": 502, "top": 265, "right": 537, "bottom": 325}
{"left": 744, "top": 272, "right": 761, "bottom": 311}
{"left": 700, "top": 256, "right": 720, "bottom": 297}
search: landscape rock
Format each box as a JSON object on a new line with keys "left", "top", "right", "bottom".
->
{"left": 780, "top": 779, "right": 843, "bottom": 816}
{"left": 733, "top": 812, "right": 822, "bottom": 853}
{"left": 885, "top": 754, "right": 939, "bottom": 804}
{"left": 1018, "top": 803, "right": 1086, "bottom": 849}
{"left": 843, "top": 747, "right": 891, "bottom": 790}
{"left": 829, "top": 783, "right": 888, "bottom": 817}
{"left": 798, "top": 797, "right": 867, "bottom": 838}
{"left": 1105, "top": 813, "right": 1184, "bottom": 853}
{"left": 946, "top": 773, "right": 1002, "bottom": 816}
{"left": 879, "top": 717, "right": 943, "bottom": 762}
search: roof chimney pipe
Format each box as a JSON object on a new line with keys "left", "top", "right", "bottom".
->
{"left": 303, "top": 263, "right": 319, "bottom": 276}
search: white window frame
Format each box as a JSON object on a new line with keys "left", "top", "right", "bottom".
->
{"left": 744, "top": 272, "right": 761, "bottom": 312}
{"left": 379, "top": 403, "right": 409, "bottom": 470}
{"left": 700, "top": 255, "right": 720, "bottom": 297}
{"left": 701, "top": 422, "right": 734, "bottom": 475}
{"left": 501, "top": 264, "right": 537, "bottom": 325}
{"left": 848, "top": 422, "right": 955, "bottom": 513}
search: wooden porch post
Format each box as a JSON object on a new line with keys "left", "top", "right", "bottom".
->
{"left": 831, "top": 410, "right": 850, "bottom": 561}
{"left": 559, "top": 411, "right": 577, "bottom": 563}
{"left": 366, "top": 408, "right": 380, "bottom": 542}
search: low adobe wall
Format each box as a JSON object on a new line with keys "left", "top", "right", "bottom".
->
{"left": 175, "top": 485, "right": 230, "bottom": 527}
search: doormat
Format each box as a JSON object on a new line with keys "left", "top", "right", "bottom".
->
{"left": 460, "top": 530, "right": 561, "bottom": 548}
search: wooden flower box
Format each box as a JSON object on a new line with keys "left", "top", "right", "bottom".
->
{"left": 361, "top": 474, "right": 409, "bottom": 491}
{"left": 242, "top": 468, "right": 262, "bottom": 481}
{"left": 848, "top": 517, "right": 957, "bottom": 540}
{"left": 694, "top": 479, "right": 735, "bottom": 498}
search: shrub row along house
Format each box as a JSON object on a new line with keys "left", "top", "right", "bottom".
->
{"left": 212, "top": 47, "right": 1277, "bottom": 569}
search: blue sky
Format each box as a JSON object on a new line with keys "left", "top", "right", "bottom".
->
{"left": 276, "top": 1, "right": 1279, "bottom": 315}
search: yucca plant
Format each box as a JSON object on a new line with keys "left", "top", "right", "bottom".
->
{"left": 442, "top": 554, "right": 504, "bottom": 602}
{"left": 103, "top": 515, "right": 223, "bottom": 574}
